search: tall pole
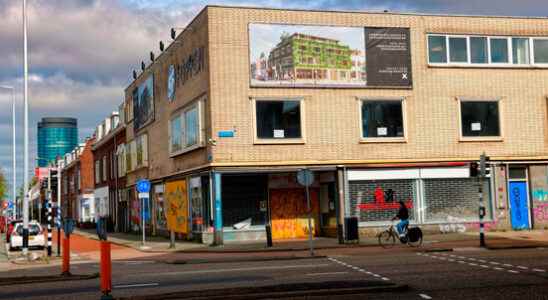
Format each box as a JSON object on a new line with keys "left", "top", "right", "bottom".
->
{"left": 56, "top": 165, "right": 61, "bottom": 257}
{"left": 22, "top": 0, "right": 30, "bottom": 257}
{"left": 12, "top": 87, "right": 16, "bottom": 220}
{"left": 479, "top": 153, "right": 487, "bottom": 248}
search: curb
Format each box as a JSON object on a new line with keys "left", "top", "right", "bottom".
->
{"left": 0, "top": 273, "right": 99, "bottom": 286}
{"left": 118, "top": 280, "right": 408, "bottom": 300}
{"left": 164, "top": 255, "right": 327, "bottom": 265}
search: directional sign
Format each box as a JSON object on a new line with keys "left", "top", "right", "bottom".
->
{"left": 136, "top": 179, "right": 151, "bottom": 193}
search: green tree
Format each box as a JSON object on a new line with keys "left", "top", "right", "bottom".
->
{"left": 0, "top": 169, "right": 6, "bottom": 200}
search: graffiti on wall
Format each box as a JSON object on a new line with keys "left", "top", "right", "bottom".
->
{"left": 533, "top": 203, "right": 548, "bottom": 222}
{"left": 165, "top": 180, "right": 189, "bottom": 234}
{"left": 439, "top": 215, "right": 497, "bottom": 233}
{"left": 357, "top": 186, "right": 413, "bottom": 211}
{"left": 533, "top": 189, "right": 548, "bottom": 202}
{"left": 270, "top": 188, "right": 320, "bottom": 240}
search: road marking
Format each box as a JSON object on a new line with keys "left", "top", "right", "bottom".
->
{"left": 533, "top": 269, "right": 546, "bottom": 272}
{"left": 468, "top": 258, "right": 477, "bottom": 261}
{"left": 419, "top": 294, "right": 433, "bottom": 299}
{"left": 329, "top": 257, "right": 390, "bottom": 282}
{"left": 114, "top": 283, "right": 159, "bottom": 289}
{"left": 480, "top": 265, "right": 489, "bottom": 268}
{"left": 494, "top": 267, "right": 504, "bottom": 271}
{"left": 478, "top": 260, "right": 487, "bottom": 263}
{"left": 136, "top": 264, "right": 331, "bottom": 277}
{"left": 503, "top": 264, "right": 513, "bottom": 267}
{"left": 306, "top": 272, "right": 348, "bottom": 276}
{"left": 508, "top": 270, "right": 519, "bottom": 274}
{"left": 489, "top": 262, "right": 500, "bottom": 265}
{"left": 469, "top": 263, "right": 478, "bottom": 266}
{"left": 381, "top": 277, "right": 390, "bottom": 281}
{"left": 517, "top": 266, "right": 528, "bottom": 270}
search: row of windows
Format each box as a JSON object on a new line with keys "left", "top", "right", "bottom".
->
{"left": 428, "top": 34, "right": 548, "bottom": 66}
{"left": 250, "top": 98, "right": 502, "bottom": 142}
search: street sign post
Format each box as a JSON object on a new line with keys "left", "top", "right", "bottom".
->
{"left": 297, "top": 169, "right": 315, "bottom": 257}
{"left": 136, "top": 179, "right": 151, "bottom": 249}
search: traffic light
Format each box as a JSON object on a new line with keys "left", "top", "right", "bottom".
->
{"left": 469, "top": 162, "right": 479, "bottom": 177}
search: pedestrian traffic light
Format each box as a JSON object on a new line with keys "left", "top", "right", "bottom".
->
{"left": 469, "top": 162, "right": 479, "bottom": 177}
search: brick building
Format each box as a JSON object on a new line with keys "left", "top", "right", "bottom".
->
{"left": 122, "top": 6, "right": 548, "bottom": 244}
{"left": 60, "top": 137, "right": 95, "bottom": 224}
{"left": 92, "top": 110, "right": 127, "bottom": 232}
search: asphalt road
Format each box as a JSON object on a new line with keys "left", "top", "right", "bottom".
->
{"left": 1, "top": 246, "right": 547, "bottom": 299}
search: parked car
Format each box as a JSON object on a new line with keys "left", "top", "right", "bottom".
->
{"left": 9, "top": 221, "right": 45, "bottom": 251}
{"left": 5, "top": 219, "right": 22, "bottom": 243}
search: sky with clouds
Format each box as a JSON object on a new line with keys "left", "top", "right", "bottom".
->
{"left": 1, "top": 0, "right": 547, "bottom": 199}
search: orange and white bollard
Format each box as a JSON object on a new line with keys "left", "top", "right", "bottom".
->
{"left": 100, "top": 240, "right": 113, "bottom": 300}
{"left": 61, "top": 234, "right": 71, "bottom": 275}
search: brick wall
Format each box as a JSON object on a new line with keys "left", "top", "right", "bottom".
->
{"left": 79, "top": 138, "right": 95, "bottom": 192}
{"left": 206, "top": 6, "right": 548, "bottom": 166}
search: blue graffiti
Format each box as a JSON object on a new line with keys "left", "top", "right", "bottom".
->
{"left": 513, "top": 187, "right": 522, "bottom": 221}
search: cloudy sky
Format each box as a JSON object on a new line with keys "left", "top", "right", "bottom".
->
{"left": 1, "top": 0, "right": 547, "bottom": 198}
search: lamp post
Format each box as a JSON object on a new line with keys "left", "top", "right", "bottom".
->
{"left": 0, "top": 85, "right": 16, "bottom": 220}
{"left": 22, "top": 0, "right": 30, "bottom": 257}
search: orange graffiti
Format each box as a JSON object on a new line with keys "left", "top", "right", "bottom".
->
{"left": 270, "top": 188, "right": 320, "bottom": 240}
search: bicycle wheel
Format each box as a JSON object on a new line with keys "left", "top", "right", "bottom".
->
{"left": 378, "top": 230, "right": 396, "bottom": 248}
{"left": 407, "top": 227, "right": 423, "bottom": 247}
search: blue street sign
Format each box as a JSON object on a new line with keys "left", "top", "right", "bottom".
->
{"left": 7, "top": 202, "right": 14, "bottom": 209}
{"left": 136, "top": 179, "right": 151, "bottom": 193}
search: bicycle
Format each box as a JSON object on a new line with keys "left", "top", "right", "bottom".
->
{"left": 378, "top": 222, "right": 423, "bottom": 248}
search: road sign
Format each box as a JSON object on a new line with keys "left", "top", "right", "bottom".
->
{"left": 297, "top": 169, "right": 314, "bottom": 187}
{"left": 138, "top": 192, "right": 149, "bottom": 199}
{"left": 63, "top": 218, "right": 75, "bottom": 237}
{"left": 136, "top": 179, "right": 151, "bottom": 193}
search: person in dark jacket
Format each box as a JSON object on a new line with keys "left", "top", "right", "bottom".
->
{"left": 392, "top": 201, "right": 409, "bottom": 237}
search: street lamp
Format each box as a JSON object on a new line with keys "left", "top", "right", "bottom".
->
{"left": 0, "top": 85, "right": 16, "bottom": 220}
{"left": 22, "top": 0, "right": 30, "bottom": 257}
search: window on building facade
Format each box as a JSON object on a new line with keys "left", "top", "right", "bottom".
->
{"left": 255, "top": 99, "right": 302, "bottom": 140}
{"left": 361, "top": 99, "right": 405, "bottom": 139}
{"left": 460, "top": 100, "right": 501, "bottom": 137}
{"left": 135, "top": 134, "right": 148, "bottom": 168}
{"left": 449, "top": 37, "right": 468, "bottom": 63}
{"left": 470, "top": 37, "right": 488, "bottom": 64}
{"left": 533, "top": 39, "right": 548, "bottom": 63}
{"left": 169, "top": 99, "right": 204, "bottom": 156}
{"left": 428, "top": 34, "right": 548, "bottom": 66}
{"left": 117, "top": 144, "right": 126, "bottom": 177}
{"left": 125, "top": 142, "right": 132, "bottom": 173}
{"left": 428, "top": 35, "right": 447, "bottom": 63}
{"left": 490, "top": 38, "right": 509, "bottom": 63}
{"left": 102, "top": 156, "right": 107, "bottom": 182}
{"left": 512, "top": 38, "right": 530, "bottom": 64}
{"left": 76, "top": 168, "right": 80, "bottom": 191}
{"left": 95, "top": 160, "right": 100, "bottom": 184}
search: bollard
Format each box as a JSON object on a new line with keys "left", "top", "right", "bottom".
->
{"left": 61, "top": 234, "right": 70, "bottom": 276}
{"left": 100, "top": 240, "right": 113, "bottom": 300}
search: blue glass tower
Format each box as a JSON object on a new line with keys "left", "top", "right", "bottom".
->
{"left": 37, "top": 118, "right": 78, "bottom": 167}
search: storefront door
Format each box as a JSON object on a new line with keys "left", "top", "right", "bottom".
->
{"left": 508, "top": 167, "right": 531, "bottom": 230}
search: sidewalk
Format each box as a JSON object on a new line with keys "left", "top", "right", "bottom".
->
{"left": 74, "top": 228, "right": 548, "bottom": 254}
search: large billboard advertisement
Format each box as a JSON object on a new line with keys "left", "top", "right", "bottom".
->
{"left": 133, "top": 75, "right": 154, "bottom": 132}
{"left": 365, "top": 27, "right": 412, "bottom": 87}
{"left": 249, "top": 23, "right": 411, "bottom": 88}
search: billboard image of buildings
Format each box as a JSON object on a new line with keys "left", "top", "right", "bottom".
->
{"left": 249, "top": 24, "right": 367, "bottom": 87}
{"left": 133, "top": 75, "right": 154, "bottom": 131}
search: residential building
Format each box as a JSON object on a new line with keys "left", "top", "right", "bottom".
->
{"left": 60, "top": 138, "right": 95, "bottom": 225}
{"left": 37, "top": 117, "right": 78, "bottom": 167}
{"left": 92, "top": 109, "right": 127, "bottom": 232}
{"left": 122, "top": 6, "right": 548, "bottom": 245}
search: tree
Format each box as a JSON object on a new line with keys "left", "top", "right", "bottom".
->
{"left": 0, "top": 169, "right": 6, "bottom": 201}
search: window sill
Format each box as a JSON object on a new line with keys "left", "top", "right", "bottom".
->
{"left": 360, "top": 137, "right": 407, "bottom": 144}
{"left": 170, "top": 143, "right": 205, "bottom": 158}
{"left": 428, "top": 63, "right": 548, "bottom": 69}
{"left": 254, "top": 138, "right": 305, "bottom": 145}
{"left": 459, "top": 137, "right": 503, "bottom": 142}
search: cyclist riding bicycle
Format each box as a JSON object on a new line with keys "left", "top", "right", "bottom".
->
{"left": 392, "top": 201, "right": 409, "bottom": 238}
